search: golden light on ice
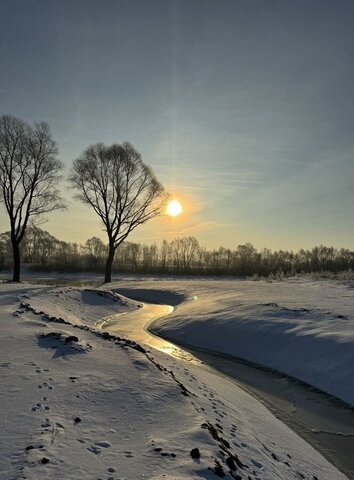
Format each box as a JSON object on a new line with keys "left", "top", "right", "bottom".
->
{"left": 166, "top": 199, "right": 183, "bottom": 217}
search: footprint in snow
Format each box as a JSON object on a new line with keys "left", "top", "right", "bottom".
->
{"left": 41, "top": 419, "right": 51, "bottom": 428}
{"left": 95, "top": 441, "right": 111, "bottom": 448}
{"left": 251, "top": 459, "right": 264, "bottom": 469}
{"left": 38, "top": 382, "right": 53, "bottom": 390}
{"left": 87, "top": 446, "right": 101, "bottom": 455}
{"left": 87, "top": 441, "right": 112, "bottom": 454}
{"left": 31, "top": 402, "right": 50, "bottom": 412}
{"left": 233, "top": 442, "right": 244, "bottom": 449}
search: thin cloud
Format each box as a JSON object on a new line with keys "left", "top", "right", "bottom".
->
{"left": 160, "top": 221, "right": 230, "bottom": 237}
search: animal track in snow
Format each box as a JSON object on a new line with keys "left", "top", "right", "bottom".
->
{"left": 123, "top": 450, "right": 134, "bottom": 458}
{"left": 95, "top": 441, "right": 111, "bottom": 448}
{"left": 31, "top": 402, "right": 50, "bottom": 412}
{"left": 38, "top": 381, "right": 53, "bottom": 390}
{"left": 87, "top": 446, "right": 101, "bottom": 455}
{"left": 251, "top": 459, "right": 264, "bottom": 469}
{"left": 87, "top": 441, "right": 111, "bottom": 455}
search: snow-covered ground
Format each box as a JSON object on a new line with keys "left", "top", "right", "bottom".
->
{"left": 113, "top": 277, "right": 353, "bottom": 406}
{"left": 0, "top": 280, "right": 351, "bottom": 479}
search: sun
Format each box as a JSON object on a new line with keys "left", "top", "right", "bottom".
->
{"left": 166, "top": 199, "right": 183, "bottom": 217}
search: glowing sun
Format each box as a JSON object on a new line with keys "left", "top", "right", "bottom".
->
{"left": 166, "top": 199, "right": 183, "bottom": 217}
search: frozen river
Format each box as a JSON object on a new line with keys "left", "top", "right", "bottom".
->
{"left": 98, "top": 300, "right": 354, "bottom": 479}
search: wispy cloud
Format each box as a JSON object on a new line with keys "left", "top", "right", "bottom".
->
{"left": 159, "top": 221, "right": 229, "bottom": 237}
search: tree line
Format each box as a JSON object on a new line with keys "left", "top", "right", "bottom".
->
{"left": 0, "top": 226, "right": 353, "bottom": 277}
{"left": 1, "top": 114, "right": 353, "bottom": 282}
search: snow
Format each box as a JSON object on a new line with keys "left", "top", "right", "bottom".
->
{"left": 125, "top": 277, "right": 353, "bottom": 406}
{"left": 24, "top": 286, "right": 140, "bottom": 326}
{"left": 0, "top": 280, "right": 351, "bottom": 479}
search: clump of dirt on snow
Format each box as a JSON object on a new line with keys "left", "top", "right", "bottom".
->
{"left": 38, "top": 331, "right": 92, "bottom": 357}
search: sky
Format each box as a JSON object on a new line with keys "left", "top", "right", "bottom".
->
{"left": 0, "top": 0, "right": 353, "bottom": 250}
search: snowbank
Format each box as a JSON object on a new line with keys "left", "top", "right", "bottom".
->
{"left": 0, "top": 282, "right": 349, "bottom": 479}
{"left": 118, "top": 278, "right": 354, "bottom": 406}
{"left": 22, "top": 286, "right": 140, "bottom": 326}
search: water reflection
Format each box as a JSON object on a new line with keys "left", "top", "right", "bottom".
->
{"left": 97, "top": 303, "right": 200, "bottom": 364}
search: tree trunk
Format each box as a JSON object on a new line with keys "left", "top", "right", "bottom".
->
{"left": 104, "top": 243, "right": 115, "bottom": 283}
{"left": 12, "top": 240, "right": 21, "bottom": 282}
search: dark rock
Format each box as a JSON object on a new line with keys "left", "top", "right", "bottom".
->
{"left": 179, "top": 383, "right": 189, "bottom": 396}
{"left": 233, "top": 453, "right": 247, "bottom": 469}
{"left": 65, "top": 335, "right": 79, "bottom": 343}
{"left": 134, "top": 344, "right": 146, "bottom": 353}
{"left": 25, "top": 445, "right": 35, "bottom": 452}
{"left": 40, "top": 457, "right": 50, "bottom": 464}
{"left": 214, "top": 464, "right": 226, "bottom": 477}
{"left": 190, "top": 448, "right": 200, "bottom": 459}
{"left": 74, "top": 417, "right": 82, "bottom": 424}
{"left": 225, "top": 456, "right": 236, "bottom": 471}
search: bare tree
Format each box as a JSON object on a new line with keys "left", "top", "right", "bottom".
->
{"left": 170, "top": 236, "right": 200, "bottom": 271}
{"left": 70, "top": 142, "right": 167, "bottom": 283}
{"left": 85, "top": 236, "right": 107, "bottom": 267}
{"left": 0, "top": 115, "right": 65, "bottom": 281}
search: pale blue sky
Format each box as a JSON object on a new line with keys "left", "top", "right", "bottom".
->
{"left": 0, "top": 0, "right": 353, "bottom": 249}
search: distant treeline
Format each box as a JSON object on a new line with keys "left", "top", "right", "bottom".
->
{"left": 0, "top": 227, "right": 353, "bottom": 277}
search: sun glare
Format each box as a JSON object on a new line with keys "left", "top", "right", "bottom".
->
{"left": 166, "top": 199, "right": 183, "bottom": 217}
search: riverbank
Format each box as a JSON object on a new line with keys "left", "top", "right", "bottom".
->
{"left": 111, "top": 277, "right": 354, "bottom": 406}
{"left": 0, "top": 281, "right": 350, "bottom": 479}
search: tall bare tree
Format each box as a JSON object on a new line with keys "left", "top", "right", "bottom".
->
{"left": 0, "top": 115, "right": 65, "bottom": 281}
{"left": 70, "top": 142, "right": 167, "bottom": 283}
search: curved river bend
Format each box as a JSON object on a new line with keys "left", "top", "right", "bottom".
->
{"left": 97, "top": 301, "right": 354, "bottom": 479}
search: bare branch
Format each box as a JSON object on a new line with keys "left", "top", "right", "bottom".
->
{"left": 69, "top": 141, "right": 168, "bottom": 282}
{"left": 0, "top": 114, "right": 66, "bottom": 281}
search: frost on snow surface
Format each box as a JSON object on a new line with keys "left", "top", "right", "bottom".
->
{"left": 0, "top": 280, "right": 350, "bottom": 479}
